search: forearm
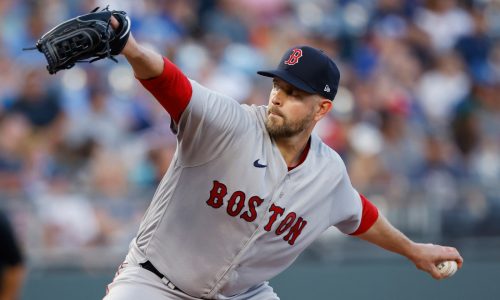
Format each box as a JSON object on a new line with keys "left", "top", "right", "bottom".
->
{"left": 109, "top": 16, "right": 163, "bottom": 79}
{"left": 356, "top": 213, "right": 463, "bottom": 279}
{"left": 356, "top": 213, "right": 415, "bottom": 260}
{"left": 121, "top": 34, "right": 164, "bottom": 80}
{"left": 119, "top": 33, "right": 191, "bottom": 123}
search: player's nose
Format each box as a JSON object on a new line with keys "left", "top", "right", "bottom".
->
{"left": 271, "top": 89, "right": 285, "bottom": 106}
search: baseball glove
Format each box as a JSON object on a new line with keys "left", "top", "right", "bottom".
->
{"left": 24, "top": 6, "right": 130, "bottom": 74}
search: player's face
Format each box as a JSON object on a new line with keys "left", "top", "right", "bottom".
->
{"left": 265, "top": 78, "right": 318, "bottom": 139}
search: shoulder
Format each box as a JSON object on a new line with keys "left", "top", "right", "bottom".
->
{"left": 184, "top": 80, "right": 254, "bottom": 123}
{"left": 189, "top": 80, "right": 263, "bottom": 117}
{"left": 241, "top": 104, "right": 267, "bottom": 120}
{"left": 189, "top": 80, "right": 237, "bottom": 104}
{"left": 310, "top": 134, "right": 344, "bottom": 164}
{"left": 309, "top": 134, "right": 348, "bottom": 178}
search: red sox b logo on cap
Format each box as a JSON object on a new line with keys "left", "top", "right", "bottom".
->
{"left": 284, "top": 49, "right": 303, "bottom": 65}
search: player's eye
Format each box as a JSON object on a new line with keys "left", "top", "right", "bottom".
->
{"left": 290, "top": 88, "right": 306, "bottom": 99}
{"left": 272, "top": 81, "right": 286, "bottom": 94}
{"left": 272, "top": 79, "right": 280, "bottom": 89}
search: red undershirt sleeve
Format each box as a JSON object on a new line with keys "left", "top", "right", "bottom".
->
{"left": 137, "top": 57, "right": 192, "bottom": 124}
{"left": 349, "top": 193, "right": 379, "bottom": 236}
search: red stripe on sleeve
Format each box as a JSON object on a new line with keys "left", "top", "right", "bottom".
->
{"left": 138, "top": 57, "right": 192, "bottom": 123}
{"left": 349, "top": 193, "right": 379, "bottom": 236}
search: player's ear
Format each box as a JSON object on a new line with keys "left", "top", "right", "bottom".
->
{"left": 314, "top": 98, "right": 333, "bottom": 122}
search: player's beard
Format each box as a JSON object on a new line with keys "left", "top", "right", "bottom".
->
{"left": 265, "top": 107, "right": 314, "bottom": 139}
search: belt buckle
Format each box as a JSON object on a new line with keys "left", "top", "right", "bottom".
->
{"left": 161, "top": 277, "right": 176, "bottom": 290}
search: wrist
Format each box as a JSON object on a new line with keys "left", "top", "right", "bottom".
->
{"left": 404, "top": 241, "right": 422, "bottom": 262}
{"left": 121, "top": 34, "right": 141, "bottom": 58}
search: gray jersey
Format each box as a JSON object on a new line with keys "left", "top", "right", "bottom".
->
{"left": 132, "top": 80, "right": 363, "bottom": 299}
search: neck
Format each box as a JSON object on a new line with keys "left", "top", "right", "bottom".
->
{"left": 274, "top": 130, "right": 312, "bottom": 168}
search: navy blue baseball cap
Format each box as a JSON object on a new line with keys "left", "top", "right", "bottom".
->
{"left": 257, "top": 46, "right": 340, "bottom": 101}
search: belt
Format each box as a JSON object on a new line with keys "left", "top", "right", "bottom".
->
{"left": 140, "top": 261, "right": 177, "bottom": 290}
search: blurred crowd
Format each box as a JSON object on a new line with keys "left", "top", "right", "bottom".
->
{"left": 0, "top": 0, "right": 499, "bottom": 263}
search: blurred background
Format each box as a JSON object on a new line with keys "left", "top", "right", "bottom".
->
{"left": 0, "top": 0, "right": 499, "bottom": 299}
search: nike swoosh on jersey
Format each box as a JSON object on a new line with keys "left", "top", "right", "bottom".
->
{"left": 253, "top": 159, "right": 267, "bottom": 168}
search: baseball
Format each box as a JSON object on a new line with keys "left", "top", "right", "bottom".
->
{"left": 437, "top": 260, "right": 458, "bottom": 277}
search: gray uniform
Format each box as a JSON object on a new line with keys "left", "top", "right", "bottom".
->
{"left": 105, "top": 80, "right": 363, "bottom": 300}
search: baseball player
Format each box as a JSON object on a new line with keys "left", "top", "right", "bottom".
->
{"left": 103, "top": 18, "right": 463, "bottom": 300}
{"left": 0, "top": 209, "right": 25, "bottom": 300}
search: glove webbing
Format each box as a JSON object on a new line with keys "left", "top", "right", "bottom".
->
{"left": 22, "top": 6, "right": 118, "bottom": 70}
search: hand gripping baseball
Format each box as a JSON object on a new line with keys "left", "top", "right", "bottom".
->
{"left": 23, "top": 6, "right": 131, "bottom": 74}
{"left": 409, "top": 243, "right": 463, "bottom": 280}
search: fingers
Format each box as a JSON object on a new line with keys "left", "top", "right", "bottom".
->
{"left": 442, "top": 246, "right": 464, "bottom": 268}
{"left": 110, "top": 16, "right": 119, "bottom": 30}
{"left": 418, "top": 260, "right": 446, "bottom": 280}
{"left": 412, "top": 243, "right": 463, "bottom": 280}
{"left": 430, "top": 264, "right": 445, "bottom": 280}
